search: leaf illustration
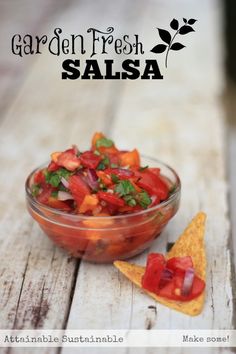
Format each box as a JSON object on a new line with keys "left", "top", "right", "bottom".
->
{"left": 170, "top": 18, "right": 179, "bottom": 30}
{"left": 188, "top": 19, "right": 197, "bottom": 25}
{"left": 150, "top": 44, "right": 167, "bottom": 53}
{"left": 179, "top": 25, "right": 195, "bottom": 35}
{"left": 170, "top": 42, "right": 185, "bottom": 50}
{"left": 183, "top": 18, "right": 187, "bottom": 23}
{"left": 157, "top": 28, "right": 171, "bottom": 44}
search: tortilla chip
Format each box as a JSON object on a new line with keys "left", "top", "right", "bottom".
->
{"left": 114, "top": 212, "right": 206, "bottom": 316}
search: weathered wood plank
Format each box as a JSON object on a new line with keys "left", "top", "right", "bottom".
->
{"left": 65, "top": 1, "right": 234, "bottom": 354}
{"left": 0, "top": 1, "right": 131, "bottom": 353}
{"left": 0, "top": 0, "right": 77, "bottom": 120}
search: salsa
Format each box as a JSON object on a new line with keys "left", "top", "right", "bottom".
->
{"left": 31, "top": 132, "right": 171, "bottom": 216}
{"left": 142, "top": 253, "right": 205, "bottom": 301}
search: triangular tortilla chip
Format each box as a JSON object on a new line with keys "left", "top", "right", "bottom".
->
{"left": 114, "top": 212, "right": 206, "bottom": 316}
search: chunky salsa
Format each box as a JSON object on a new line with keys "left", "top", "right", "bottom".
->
{"left": 142, "top": 253, "right": 205, "bottom": 301}
{"left": 31, "top": 132, "right": 171, "bottom": 216}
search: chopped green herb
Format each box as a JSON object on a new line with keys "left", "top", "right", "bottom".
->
{"left": 110, "top": 163, "right": 118, "bottom": 168}
{"left": 94, "top": 149, "right": 101, "bottom": 156}
{"left": 99, "top": 181, "right": 107, "bottom": 190}
{"left": 96, "top": 137, "right": 114, "bottom": 148}
{"left": 57, "top": 168, "right": 72, "bottom": 180}
{"left": 97, "top": 162, "right": 106, "bottom": 170}
{"left": 136, "top": 191, "right": 152, "bottom": 209}
{"left": 127, "top": 198, "right": 137, "bottom": 207}
{"left": 32, "top": 184, "right": 40, "bottom": 197}
{"left": 51, "top": 191, "right": 58, "bottom": 198}
{"left": 115, "top": 180, "right": 135, "bottom": 197}
{"left": 58, "top": 185, "right": 68, "bottom": 192}
{"left": 48, "top": 174, "right": 61, "bottom": 187}
{"left": 111, "top": 173, "right": 119, "bottom": 183}
{"left": 44, "top": 168, "right": 72, "bottom": 187}
{"left": 102, "top": 156, "right": 110, "bottom": 166}
{"left": 124, "top": 195, "right": 137, "bottom": 207}
{"left": 139, "top": 165, "right": 149, "bottom": 171}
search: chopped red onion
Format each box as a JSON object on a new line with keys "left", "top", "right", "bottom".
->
{"left": 61, "top": 177, "right": 69, "bottom": 188}
{"left": 114, "top": 168, "right": 134, "bottom": 177}
{"left": 182, "top": 268, "right": 195, "bottom": 296}
{"left": 57, "top": 191, "right": 74, "bottom": 201}
{"left": 85, "top": 169, "right": 99, "bottom": 190}
{"left": 159, "top": 268, "right": 174, "bottom": 289}
{"left": 161, "top": 268, "right": 174, "bottom": 280}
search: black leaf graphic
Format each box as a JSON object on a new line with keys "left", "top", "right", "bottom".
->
{"left": 188, "top": 19, "right": 197, "bottom": 25}
{"left": 170, "top": 18, "right": 179, "bottom": 30}
{"left": 170, "top": 42, "right": 185, "bottom": 50}
{"left": 179, "top": 25, "right": 195, "bottom": 35}
{"left": 150, "top": 44, "right": 167, "bottom": 53}
{"left": 157, "top": 28, "right": 171, "bottom": 44}
{"left": 151, "top": 17, "right": 197, "bottom": 68}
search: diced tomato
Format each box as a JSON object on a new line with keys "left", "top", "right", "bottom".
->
{"left": 119, "top": 149, "right": 140, "bottom": 168}
{"left": 97, "top": 191, "right": 125, "bottom": 207}
{"left": 142, "top": 253, "right": 166, "bottom": 293}
{"left": 79, "top": 151, "right": 101, "bottom": 169}
{"left": 108, "top": 153, "right": 120, "bottom": 166}
{"left": 47, "top": 161, "right": 60, "bottom": 172}
{"left": 142, "top": 253, "right": 205, "bottom": 302}
{"left": 129, "top": 179, "right": 142, "bottom": 192}
{"left": 99, "top": 146, "right": 119, "bottom": 155}
{"left": 158, "top": 273, "right": 205, "bottom": 301}
{"left": 68, "top": 175, "right": 90, "bottom": 206}
{"left": 47, "top": 197, "right": 71, "bottom": 211}
{"left": 37, "top": 185, "right": 53, "bottom": 204}
{"left": 148, "top": 167, "right": 161, "bottom": 176}
{"left": 34, "top": 170, "right": 46, "bottom": 184}
{"left": 135, "top": 170, "right": 169, "bottom": 200}
{"left": 166, "top": 256, "right": 193, "bottom": 273}
{"left": 96, "top": 171, "right": 112, "bottom": 186}
{"left": 57, "top": 151, "right": 81, "bottom": 171}
{"left": 79, "top": 194, "right": 99, "bottom": 213}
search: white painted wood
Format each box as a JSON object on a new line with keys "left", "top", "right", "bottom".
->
{"left": 65, "top": 1, "right": 234, "bottom": 354}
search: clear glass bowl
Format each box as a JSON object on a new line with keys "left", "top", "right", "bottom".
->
{"left": 25, "top": 156, "right": 181, "bottom": 263}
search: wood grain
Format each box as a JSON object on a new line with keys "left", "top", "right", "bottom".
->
{"left": 64, "top": 1, "right": 235, "bottom": 354}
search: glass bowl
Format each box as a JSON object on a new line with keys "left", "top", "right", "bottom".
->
{"left": 25, "top": 156, "right": 181, "bottom": 263}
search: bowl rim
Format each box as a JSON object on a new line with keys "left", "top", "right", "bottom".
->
{"left": 25, "top": 154, "right": 181, "bottom": 221}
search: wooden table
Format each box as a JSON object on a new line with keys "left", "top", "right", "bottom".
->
{"left": 0, "top": 1, "right": 235, "bottom": 353}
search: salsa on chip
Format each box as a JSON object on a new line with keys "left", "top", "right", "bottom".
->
{"left": 114, "top": 212, "right": 206, "bottom": 316}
